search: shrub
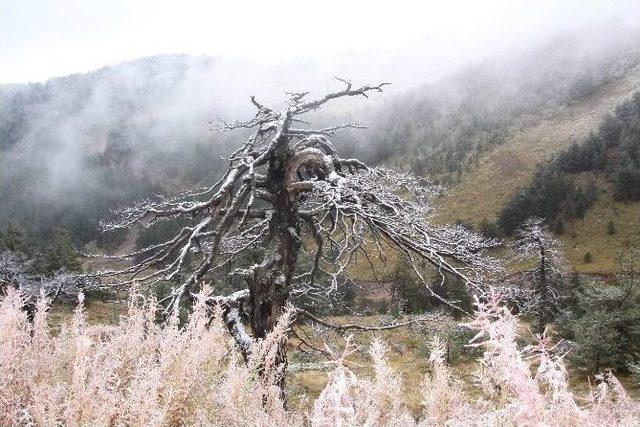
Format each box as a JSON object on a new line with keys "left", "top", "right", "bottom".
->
{"left": 478, "top": 217, "right": 501, "bottom": 239}
{"left": 584, "top": 252, "right": 594, "bottom": 263}
{"left": 498, "top": 164, "right": 596, "bottom": 235}
{"left": 1, "top": 289, "right": 639, "bottom": 425}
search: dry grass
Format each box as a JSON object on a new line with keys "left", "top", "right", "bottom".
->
{"left": 0, "top": 289, "right": 296, "bottom": 426}
{"left": 3, "top": 290, "right": 640, "bottom": 425}
{"left": 289, "top": 317, "right": 453, "bottom": 414}
{"left": 289, "top": 314, "right": 640, "bottom": 416}
{"left": 561, "top": 177, "right": 640, "bottom": 272}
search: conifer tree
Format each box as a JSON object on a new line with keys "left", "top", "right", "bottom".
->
{"left": 513, "top": 218, "right": 567, "bottom": 332}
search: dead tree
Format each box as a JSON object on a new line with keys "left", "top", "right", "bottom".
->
{"left": 90, "top": 78, "right": 499, "bottom": 379}
{"left": 512, "top": 218, "right": 567, "bottom": 333}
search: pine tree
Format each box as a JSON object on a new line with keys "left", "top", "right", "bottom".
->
{"left": 512, "top": 218, "right": 567, "bottom": 333}
{"left": 38, "top": 228, "right": 82, "bottom": 274}
{"left": 564, "top": 304, "right": 622, "bottom": 372}
{"left": 558, "top": 247, "right": 640, "bottom": 372}
{"left": 0, "top": 225, "right": 31, "bottom": 257}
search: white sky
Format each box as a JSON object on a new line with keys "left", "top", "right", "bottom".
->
{"left": 2, "top": 0, "right": 640, "bottom": 84}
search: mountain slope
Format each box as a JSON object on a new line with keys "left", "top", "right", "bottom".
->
{"left": 2, "top": 27, "right": 640, "bottom": 263}
{"left": 435, "top": 62, "right": 640, "bottom": 272}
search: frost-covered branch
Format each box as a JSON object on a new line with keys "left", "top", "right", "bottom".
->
{"left": 296, "top": 307, "right": 445, "bottom": 331}
{"left": 85, "top": 79, "right": 500, "bottom": 368}
{"left": 0, "top": 249, "right": 87, "bottom": 305}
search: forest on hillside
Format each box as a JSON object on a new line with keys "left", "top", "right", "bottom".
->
{"left": 498, "top": 92, "right": 640, "bottom": 235}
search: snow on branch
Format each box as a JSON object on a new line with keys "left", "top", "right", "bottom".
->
{"left": 86, "top": 78, "right": 500, "bottom": 324}
{"left": 0, "top": 250, "right": 88, "bottom": 303}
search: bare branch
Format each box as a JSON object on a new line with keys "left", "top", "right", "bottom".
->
{"left": 296, "top": 308, "right": 445, "bottom": 331}
{"left": 83, "top": 79, "right": 500, "bottom": 372}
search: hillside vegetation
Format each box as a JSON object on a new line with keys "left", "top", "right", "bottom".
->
{"left": 435, "top": 59, "right": 640, "bottom": 272}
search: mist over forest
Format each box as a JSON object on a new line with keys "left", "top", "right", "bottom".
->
{"left": 2, "top": 24, "right": 640, "bottom": 247}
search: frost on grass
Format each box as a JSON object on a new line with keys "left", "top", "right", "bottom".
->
{"left": 0, "top": 288, "right": 296, "bottom": 426}
{"left": 1, "top": 289, "right": 639, "bottom": 426}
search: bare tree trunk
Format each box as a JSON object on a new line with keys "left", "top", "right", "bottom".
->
{"left": 247, "top": 128, "right": 301, "bottom": 395}
{"left": 247, "top": 267, "right": 290, "bottom": 397}
{"left": 537, "top": 245, "right": 548, "bottom": 333}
